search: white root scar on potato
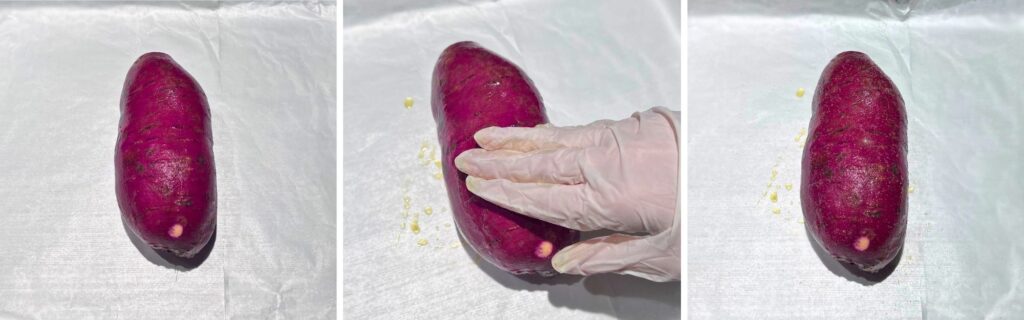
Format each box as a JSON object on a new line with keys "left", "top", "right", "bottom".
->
{"left": 854, "top": 236, "right": 870, "bottom": 251}
{"left": 535, "top": 241, "right": 554, "bottom": 258}
{"left": 168, "top": 223, "right": 184, "bottom": 238}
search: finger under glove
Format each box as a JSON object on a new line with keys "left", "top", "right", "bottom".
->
{"left": 464, "top": 176, "right": 649, "bottom": 234}
{"left": 551, "top": 233, "right": 680, "bottom": 282}
{"left": 473, "top": 122, "right": 611, "bottom": 152}
{"left": 455, "top": 147, "right": 586, "bottom": 185}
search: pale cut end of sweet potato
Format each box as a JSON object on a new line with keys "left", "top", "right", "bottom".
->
{"left": 168, "top": 224, "right": 184, "bottom": 238}
{"left": 854, "top": 236, "right": 870, "bottom": 252}
{"left": 535, "top": 241, "right": 554, "bottom": 258}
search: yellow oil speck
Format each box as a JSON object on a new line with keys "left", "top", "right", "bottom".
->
{"left": 417, "top": 239, "right": 428, "bottom": 246}
{"left": 770, "top": 168, "right": 778, "bottom": 181}
{"left": 908, "top": 185, "right": 916, "bottom": 194}
{"left": 770, "top": 191, "right": 778, "bottom": 203}
{"left": 450, "top": 242, "right": 460, "bottom": 248}
{"left": 433, "top": 172, "right": 443, "bottom": 180}
{"left": 404, "top": 97, "right": 414, "bottom": 109}
{"left": 795, "top": 128, "right": 807, "bottom": 144}
{"left": 796, "top": 88, "right": 806, "bottom": 98}
{"left": 411, "top": 212, "right": 421, "bottom": 234}
{"left": 424, "top": 207, "right": 433, "bottom": 215}
{"left": 417, "top": 143, "right": 428, "bottom": 160}
{"left": 798, "top": 218, "right": 804, "bottom": 224}
{"left": 772, "top": 207, "right": 781, "bottom": 215}
{"left": 434, "top": 159, "right": 442, "bottom": 169}
{"left": 784, "top": 183, "right": 793, "bottom": 191}
{"left": 403, "top": 196, "right": 411, "bottom": 210}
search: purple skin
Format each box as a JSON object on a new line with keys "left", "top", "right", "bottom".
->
{"left": 116, "top": 52, "right": 216, "bottom": 259}
{"left": 431, "top": 42, "right": 580, "bottom": 276}
{"left": 801, "top": 51, "right": 908, "bottom": 272}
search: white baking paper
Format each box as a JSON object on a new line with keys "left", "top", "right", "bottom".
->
{"left": 689, "top": 0, "right": 1024, "bottom": 318}
{"left": 0, "top": 2, "right": 337, "bottom": 319}
{"left": 342, "top": 0, "right": 681, "bottom": 319}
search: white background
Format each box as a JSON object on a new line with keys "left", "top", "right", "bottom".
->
{"left": 0, "top": 2, "right": 336, "bottom": 319}
{"left": 343, "top": 0, "right": 681, "bottom": 319}
{"left": 689, "top": 0, "right": 1023, "bottom": 318}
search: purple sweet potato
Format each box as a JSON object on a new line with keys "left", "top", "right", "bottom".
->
{"left": 431, "top": 41, "right": 580, "bottom": 276}
{"left": 115, "top": 52, "right": 216, "bottom": 258}
{"left": 801, "top": 51, "right": 908, "bottom": 272}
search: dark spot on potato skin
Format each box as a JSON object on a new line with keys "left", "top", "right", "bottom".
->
{"left": 175, "top": 198, "right": 193, "bottom": 207}
{"left": 845, "top": 193, "right": 862, "bottom": 206}
{"left": 865, "top": 210, "right": 881, "bottom": 218}
{"left": 889, "top": 165, "right": 901, "bottom": 178}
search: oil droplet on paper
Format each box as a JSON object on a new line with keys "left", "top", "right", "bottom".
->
{"left": 433, "top": 172, "right": 443, "bottom": 180}
{"left": 417, "top": 141, "right": 429, "bottom": 160}
{"left": 908, "top": 184, "right": 916, "bottom": 194}
{"left": 784, "top": 183, "right": 793, "bottom": 191}
{"left": 424, "top": 207, "right": 433, "bottom": 215}
{"left": 772, "top": 207, "right": 781, "bottom": 215}
{"left": 404, "top": 97, "right": 414, "bottom": 109}
{"left": 417, "top": 238, "right": 428, "bottom": 246}
{"left": 795, "top": 128, "right": 807, "bottom": 143}
{"left": 796, "top": 88, "right": 806, "bottom": 98}
{"left": 770, "top": 191, "right": 778, "bottom": 203}
{"left": 411, "top": 212, "right": 421, "bottom": 234}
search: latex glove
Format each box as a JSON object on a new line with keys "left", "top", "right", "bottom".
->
{"left": 455, "top": 107, "right": 680, "bottom": 282}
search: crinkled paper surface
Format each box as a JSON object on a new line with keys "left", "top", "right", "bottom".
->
{"left": 342, "top": 0, "right": 681, "bottom": 319}
{"left": 689, "top": 0, "right": 1023, "bottom": 318}
{"left": 0, "top": 2, "right": 337, "bottom": 319}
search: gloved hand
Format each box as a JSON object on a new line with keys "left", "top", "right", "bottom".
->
{"left": 454, "top": 107, "right": 680, "bottom": 282}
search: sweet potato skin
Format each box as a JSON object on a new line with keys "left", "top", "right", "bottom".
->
{"left": 116, "top": 52, "right": 216, "bottom": 258}
{"left": 801, "top": 51, "right": 907, "bottom": 272}
{"left": 432, "top": 42, "right": 580, "bottom": 276}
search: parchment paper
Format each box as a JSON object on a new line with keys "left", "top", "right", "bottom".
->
{"left": 0, "top": 2, "right": 337, "bottom": 318}
{"left": 689, "top": 0, "right": 1024, "bottom": 318}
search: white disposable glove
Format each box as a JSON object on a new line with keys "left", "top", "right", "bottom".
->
{"left": 455, "top": 107, "right": 680, "bottom": 282}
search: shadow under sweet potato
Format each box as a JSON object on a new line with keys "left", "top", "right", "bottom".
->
{"left": 804, "top": 226, "right": 900, "bottom": 285}
{"left": 121, "top": 216, "right": 215, "bottom": 271}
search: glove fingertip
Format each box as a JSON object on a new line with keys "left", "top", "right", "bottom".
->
{"left": 551, "top": 244, "right": 582, "bottom": 274}
{"left": 473, "top": 126, "right": 502, "bottom": 148}
{"left": 453, "top": 149, "right": 479, "bottom": 175}
{"left": 464, "top": 176, "right": 484, "bottom": 194}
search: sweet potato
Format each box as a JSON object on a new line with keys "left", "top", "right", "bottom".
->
{"left": 431, "top": 41, "right": 580, "bottom": 276}
{"left": 801, "top": 51, "right": 907, "bottom": 272}
{"left": 115, "top": 52, "right": 216, "bottom": 258}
